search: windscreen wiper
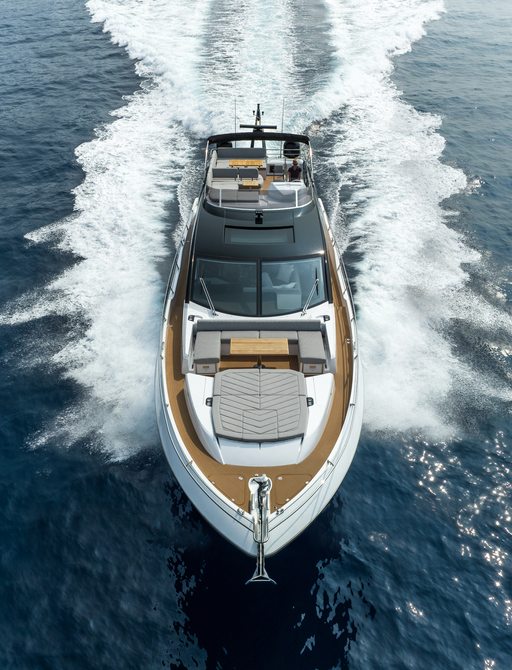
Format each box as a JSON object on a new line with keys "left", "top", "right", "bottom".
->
{"left": 301, "top": 277, "right": 319, "bottom": 316}
{"left": 199, "top": 277, "right": 217, "bottom": 316}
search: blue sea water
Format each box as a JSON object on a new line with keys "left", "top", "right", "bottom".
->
{"left": 1, "top": 1, "right": 511, "bottom": 668}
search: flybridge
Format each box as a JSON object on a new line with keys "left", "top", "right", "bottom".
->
{"left": 204, "top": 136, "right": 313, "bottom": 210}
{"left": 203, "top": 103, "right": 314, "bottom": 211}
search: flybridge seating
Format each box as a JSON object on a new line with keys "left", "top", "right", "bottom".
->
{"left": 193, "top": 319, "right": 328, "bottom": 375}
{"left": 216, "top": 147, "right": 267, "bottom": 162}
{"left": 206, "top": 144, "right": 312, "bottom": 209}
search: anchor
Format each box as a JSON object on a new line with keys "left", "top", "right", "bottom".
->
{"left": 246, "top": 475, "right": 276, "bottom": 585}
{"left": 246, "top": 475, "right": 275, "bottom": 584}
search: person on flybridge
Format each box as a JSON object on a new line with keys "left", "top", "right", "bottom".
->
{"left": 288, "top": 159, "right": 302, "bottom": 181}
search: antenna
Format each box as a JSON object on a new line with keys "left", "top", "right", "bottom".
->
{"left": 239, "top": 103, "right": 277, "bottom": 132}
{"left": 239, "top": 103, "right": 278, "bottom": 148}
{"left": 280, "top": 99, "right": 285, "bottom": 158}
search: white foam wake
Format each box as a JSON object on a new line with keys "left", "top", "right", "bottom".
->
{"left": 194, "top": 0, "right": 300, "bottom": 132}
{"left": 0, "top": 0, "right": 302, "bottom": 457}
{"left": 2, "top": 0, "right": 509, "bottom": 456}
{"left": 318, "top": 0, "right": 512, "bottom": 435}
{"left": 0, "top": 0, "right": 215, "bottom": 456}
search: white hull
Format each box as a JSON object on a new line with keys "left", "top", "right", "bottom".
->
{"left": 156, "top": 326, "right": 363, "bottom": 557}
{"left": 155, "top": 124, "right": 363, "bottom": 568}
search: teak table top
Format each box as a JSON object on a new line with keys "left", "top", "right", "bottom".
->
{"left": 229, "top": 337, "right": 289, "bottom": 356}
{"left": 239, "top": 179, "right": 260, "bottom": 189}
{"left": 228, "top": 159, "right": 264, "bottom": 168}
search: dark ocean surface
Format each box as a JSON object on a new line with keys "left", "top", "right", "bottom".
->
{"left": 0, "top": 1, "right": 511, "bottom": 668}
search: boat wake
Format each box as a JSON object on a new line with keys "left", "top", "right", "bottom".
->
{"left": 319, "top": 0, "right": 512, "bottom": 435}
{"left": 1, "top": 0, "right": 510, "bottom": 457}
{"left": 0, "top": 1, "right": 211, "bottom": 457}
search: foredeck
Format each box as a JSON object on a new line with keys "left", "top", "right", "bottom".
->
{"left": 163, "top": 238, "right": 353, "bottom": 512}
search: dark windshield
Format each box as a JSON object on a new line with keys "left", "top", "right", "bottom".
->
{"left": 192, "top": 258, "right": 258, "bottom": 316}
{"left": 261, "top": 257, "right": 326, "bottom": 316}
{"left": 191, "top": 256, "right": 326, "bottom": 317}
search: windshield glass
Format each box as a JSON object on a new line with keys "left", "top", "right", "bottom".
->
{"left": 261, "top": 257, "right": 326, "bottom": 316}
{"left": 191, "top": 258, "right": 257, "bottom": 316}
{"left": 191, "top": 256, "right": 326, "bottom": 316}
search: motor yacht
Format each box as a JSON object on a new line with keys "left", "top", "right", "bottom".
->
{"left": 156, "top": 106, "right": 363, "bottom": 582}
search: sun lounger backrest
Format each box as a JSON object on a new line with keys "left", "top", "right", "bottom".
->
{"left": 216, "top": 147, "right": 266, "bottom": 159}
{"left": 196, "top": 319, "right": 322, "bottom": 332}
{"left": 237, "top": 168, "right": 259, "bottom": 179}
{"left": 212, "top": 168, "right": 238, "bottom": 179}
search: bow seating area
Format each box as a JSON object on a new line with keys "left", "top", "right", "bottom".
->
{"left": 192, "top": 319, "right": 327, "bottom": 375}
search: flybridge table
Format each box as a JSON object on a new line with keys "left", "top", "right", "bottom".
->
{"left": 239, "top": 179, "right": 260, "bottom": 190}
{"left": 228, "top": 159, "right": 265, "bottom": 168}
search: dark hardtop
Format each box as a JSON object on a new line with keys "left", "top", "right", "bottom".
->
{"left": 207, "top": 131, "right": 310, "bottom": 147}
{"left": 193, "top": 199, "right": 326, "bottom": 260}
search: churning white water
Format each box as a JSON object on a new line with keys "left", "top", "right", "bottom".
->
{"left": 2, "top": 0, "right": 510, "bottom": 455}
{"left": 320, "top": 0, "right": 512, "bottom": 433}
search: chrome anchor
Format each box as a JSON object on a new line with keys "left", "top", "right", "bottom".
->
{"left": 246, "top": 475, "right": 276, "bottom": 585}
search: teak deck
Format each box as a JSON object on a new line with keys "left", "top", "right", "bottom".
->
{"left": 164, "top": 235, "right": 353, "bottom": 511}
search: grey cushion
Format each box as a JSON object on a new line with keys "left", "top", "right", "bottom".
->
{"left": 196, "top": 319, "right": 322, "bottom": 332}
{"left": 211, "top": 369, "right": 307, "bottom": 441}
{"left": 298, "top": 331, "right": 325, "bottom": 363}
{"left": 259, "top": 330, "right": 298, "bottom": 342}
{"left": 208, "top": 187, "right": 240, "bottom": 202}
{"left": 260, "top": 396, "right": 305, "bottom": 438}
{"left": 194, "top": 331, "right": 221, "bottom": 364}
{"left": 217, "top": 147, "right": 266, "bottom": 159}
{"left": 212, "top": 167, "right": 238, "bottom": 179}
{"left": 221, "top": 330, "right": 259, "bottom": 342}
{"left": 238, "top": 168, "right": 259, "bottom": 179}
{"left": 213, "top": 394, "right": 259, "bottom": 439}
{"left": 259, "top": 369, "right": 307, "bottom": 396}
{"left": 213, "top": 368, "right": 260, "bottom": 396}
{"left": 242, "top": 408, "right": 278, "bottom": 440}
{"left": 218, "top": 189, "right": 239, "bottom": 202}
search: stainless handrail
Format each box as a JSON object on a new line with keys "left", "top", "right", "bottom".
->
{"left": 161, "top": 239, "right": 184, "bottom": 318}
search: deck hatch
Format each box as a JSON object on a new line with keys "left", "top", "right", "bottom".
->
{"left": 224, "top": 226, "right": 294, "bottom": 245}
